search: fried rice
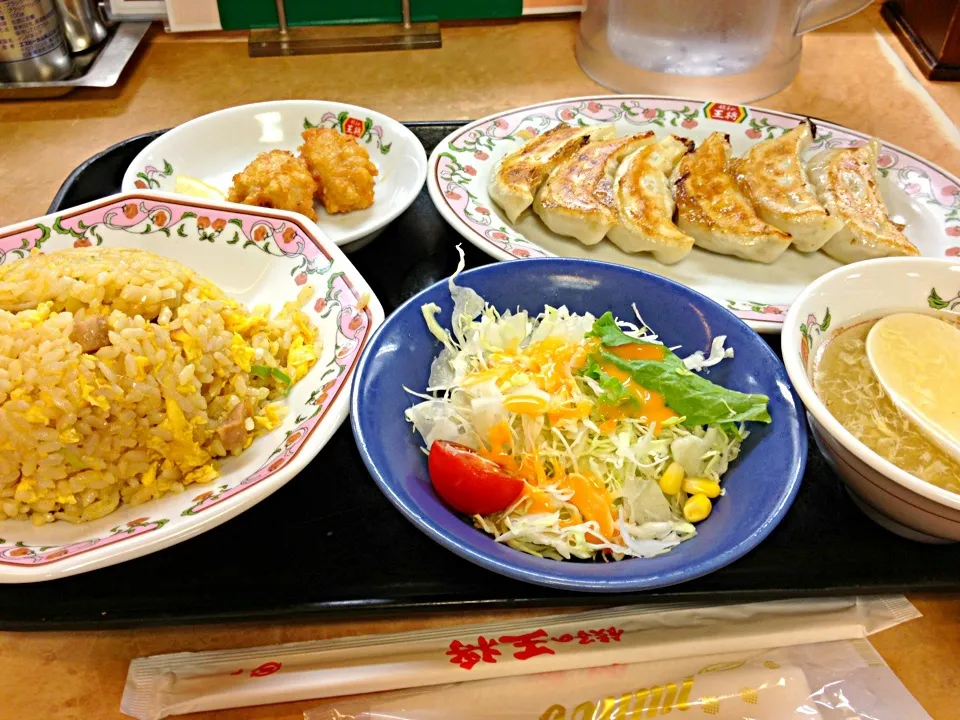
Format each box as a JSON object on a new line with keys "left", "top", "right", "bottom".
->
{"left": 0, "top": 247, "right": 320, "bottom": 525}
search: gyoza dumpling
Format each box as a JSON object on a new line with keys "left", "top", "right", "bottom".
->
{"left": 606, "top": 135, "right": 696, "bottom": 265}
{"left": 489, "top": 124, "right": 614, "bottom": 223}
{"left": 730, "top": 121, "right": 843, "bottom": 252}
{"left": 534, "top": 132, "right": 656, "bottom": 246}
{"left": 807, "top": 139, "right": 919, "bottom": 263}
{"left": 675, "top": 132, "right": 792, "bottom": 264}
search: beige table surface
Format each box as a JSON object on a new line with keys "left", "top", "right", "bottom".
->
{"left": 1, "top": 5, "right": 959, "bottom": 719}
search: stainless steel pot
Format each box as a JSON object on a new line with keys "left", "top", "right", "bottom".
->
{"left": 54, "top": 0, "right": 107, "bottom": 53}
{"left": 0, "top": 0, "right": 73, "bottom": 83}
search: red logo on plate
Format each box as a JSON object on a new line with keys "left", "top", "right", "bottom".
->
{"left": 704, "top": 102, "right": 747, "bottom": 123}
{"left": 343, "top": 117, "right": 364, "bottom": 137}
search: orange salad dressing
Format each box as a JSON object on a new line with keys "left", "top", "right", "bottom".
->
{"left": 467, "top": 336, "right": 679, "bottom": 541}
{"left": 519, "top": 466, "right": 618, "bottom": 542}
{"left": 567, "top": 471, "right": 617, "bottom": 541}
{"left": 463, "top": 337, "right": 594, "bottom": 406}
{"left": 480, "top": 422, "right": 618, "bottom": 541}
{"left": 596, "top": 343, "right": 678, "bottom": 430}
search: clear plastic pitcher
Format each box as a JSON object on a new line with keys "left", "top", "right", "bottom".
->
{"left": 576, "top": 0, "right": 872, "bottom": 102}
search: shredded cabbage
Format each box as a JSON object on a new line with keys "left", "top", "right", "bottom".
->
{"left": 683, "top": 335, "right": 734, "bottom": 371}
{"left": 404, "top": 248, "right": 757, "bottom": 561}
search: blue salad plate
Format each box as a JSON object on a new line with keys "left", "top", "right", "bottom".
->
{"left": 350, "top": 258, "right": 807, "bottom": 592}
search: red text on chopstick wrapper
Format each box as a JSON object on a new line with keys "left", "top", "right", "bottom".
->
{"left": 499, "top": 629, "right": 554, "bottom": 661}
{"left": 552, "top": 627, "right": 625, "bottom": 645}
{"left": 447, "top": 627, "right": 624, "bottom": 669}
{"left": 250, "top": 661, "right": 282, "bottom": 678}
{"left": 445, "top": 636, "right": 502, "bottom": 670}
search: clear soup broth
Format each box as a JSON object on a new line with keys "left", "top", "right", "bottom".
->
{"left": 813, "top": 318, "right": 960, "bottom": 495}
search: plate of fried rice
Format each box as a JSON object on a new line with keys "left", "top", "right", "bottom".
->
{"left": 0, "top": 191, "right": 382, "bottom": 581}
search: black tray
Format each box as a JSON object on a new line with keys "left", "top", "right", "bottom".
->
{"left": 2, "top": 122, "right": 955, "bottom": 631}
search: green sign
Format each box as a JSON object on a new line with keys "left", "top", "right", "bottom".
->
{"left": 218, "top": 0, "right": 522, "bottom": 30}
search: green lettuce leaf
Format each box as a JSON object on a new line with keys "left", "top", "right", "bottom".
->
{"left": 587, "top": 312, "right": 659, "bottom": 347}
{"left": 585, "top": 313, "right": 771, "bottom": 427}
{"left": 582, "top": 358, "right": 630, "bottom": 406}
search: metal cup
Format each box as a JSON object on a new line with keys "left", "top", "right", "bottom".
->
{"left": 54, "top": 0, "right": 107, "bottom": 53}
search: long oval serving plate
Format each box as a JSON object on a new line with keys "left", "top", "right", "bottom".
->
{"left": 427, "top": 95, "right": 960, "bottom": 333}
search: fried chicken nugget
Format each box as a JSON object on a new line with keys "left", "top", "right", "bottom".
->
{"left": 299, "top": 128, "right": 378, "bottom": 214}
{"left": 228, "top": 150, "right": 318, "bottom": 221}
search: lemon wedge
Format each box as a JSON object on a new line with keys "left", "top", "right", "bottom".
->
{"left": 173, "top": 175, "right": 226, "bottom": 201}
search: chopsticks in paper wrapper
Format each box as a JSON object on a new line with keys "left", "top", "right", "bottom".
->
{"left": 303, "top": 637, "right": 933, "bottom": 719}
{"left": 121, "top": 595, "right": 919, "bottom": 720}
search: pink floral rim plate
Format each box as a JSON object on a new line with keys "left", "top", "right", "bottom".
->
{"left": 427, "top": 95, "right": 960, "bottom": 333}
{"left": 120, "top": 100, "right": 428, "bottom": 252}
{"left": 0, "top": 192, "right": 384, "bottom": 582}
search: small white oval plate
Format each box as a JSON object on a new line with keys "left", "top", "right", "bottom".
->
{"left": 122, "top": 101, "right": 428, "bottom": 252}
{"left": 0, "top": 191, "right": 384, "bottom": 582}
{"left": 427, "top": 95, "right": 960, "bottom": 333}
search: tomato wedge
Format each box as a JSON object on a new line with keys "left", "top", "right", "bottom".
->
{"left": 428, "top": 440, "right": 524, "bottom": 515}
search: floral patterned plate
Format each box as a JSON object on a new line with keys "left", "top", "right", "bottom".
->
{"left": 427, "top": 95, "right": 960, "bottom": 333}
{"left": 0, "top": 191, "right": 383, "bottom": 582}
{"left": 121, "top": 101, "right": 428, "bottom": 252}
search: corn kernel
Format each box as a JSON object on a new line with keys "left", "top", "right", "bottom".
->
{"left": 658, "top": 461, "right": 686, "bottom": 495}
{"left": 683, "top": 477, "right": 721, "bottom": 499}
{"left": 683, "top": 493, "right": 713, "bottom": 523}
